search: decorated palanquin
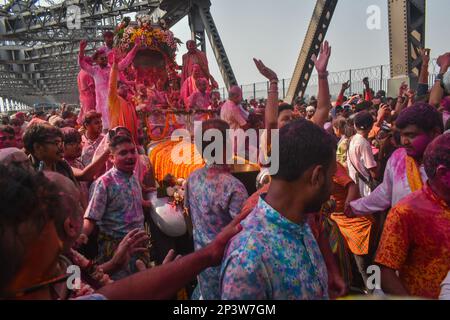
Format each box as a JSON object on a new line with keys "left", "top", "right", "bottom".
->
{"left": 149, "top": 139, "right": 205, "bottom": 182}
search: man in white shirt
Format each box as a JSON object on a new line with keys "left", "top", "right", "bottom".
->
{"left": 347, "top": 111, "right": 377, "bottom": 197}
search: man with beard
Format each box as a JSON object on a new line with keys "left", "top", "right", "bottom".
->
{"left": 346, "top": 103, "right": 443, "bottom": 217}
{"left": 220, "top": 119, "right": 337, "bottom": 300}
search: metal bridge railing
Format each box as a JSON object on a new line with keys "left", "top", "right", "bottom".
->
{"left": 220, "top": 59, "right": 440, "bottom": 101}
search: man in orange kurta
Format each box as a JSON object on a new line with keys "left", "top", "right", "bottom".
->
{"left": 108, "top": 54, "right": 138, "bottom": 144}
{"left": 181, "top": 40, "right": 217, "bottom": 88}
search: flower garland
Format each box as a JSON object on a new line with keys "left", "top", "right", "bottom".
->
{"left": 145, "top": 112, "right": 180, "bottom": 141}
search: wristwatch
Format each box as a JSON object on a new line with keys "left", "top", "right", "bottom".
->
{"left": 435, "top": 73, "right": 447, "bottom": 92}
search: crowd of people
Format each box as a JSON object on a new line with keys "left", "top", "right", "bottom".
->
{"left": 0, "top": 25, "right": 450, "bottom": 300}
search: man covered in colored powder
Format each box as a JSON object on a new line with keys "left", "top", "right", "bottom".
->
{"left": 375, "top": 133, "right": 450, "bottom": 299}
{"left": 78, "top": 38, "right": 141, "bottom": 130}
{"left": 77, "top": 56, "right": 96, "bottom": 126}
{"left": 346, "top": 103, "right": 443, "bottom": 217}
{"left": 181, "top": 40, "right": 218, "bottom": 88}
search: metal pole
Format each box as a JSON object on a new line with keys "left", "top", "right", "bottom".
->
{"left": 282, "top": 79, "right": 286, "bottom": 99}
{"left": 380, "top": 65, "right": 383, "bottom": 92}
{"left": 253, "top": 83, "right": 256, "bottom": 99}
{"left": 349, "top": 69, "right": 352, "bottom": 94}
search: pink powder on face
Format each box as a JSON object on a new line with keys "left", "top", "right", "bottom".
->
{"left": 408, "top": 134, "right": 433, "bottom": 159}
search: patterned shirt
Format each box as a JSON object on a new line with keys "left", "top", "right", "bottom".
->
{"left": 81, "top": 134, "right": 104, "bottom": 167}
{"left": 85, "top": 167, "right": 145, "bottom": 239}
{"left": 375, "top": 184, "right": 450, "bottom": 299}
{"left": 185, "top": 165, "right": 248, "bottom": 300}
{"left": 220, "top": 196, "right": 329, "bottom": 300}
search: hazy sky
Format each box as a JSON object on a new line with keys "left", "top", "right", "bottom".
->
{"left": 171, "top": 0, "right": 450, "bottom": 87}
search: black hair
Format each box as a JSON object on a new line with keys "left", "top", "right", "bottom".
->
{"left": 0, "top": 165, "right": 60, "bottom": 293}
{"left": 194, "top": 119, "right": 230, "bottom": 162}
{"left": 60, "top": 127, "right": 81, "bottom": 145}
{"left": 396, "top": 102, "right": 443, "bottom": 133}
{"left": 0, "top": 125, "right": 15, "bottom": 136}
{"left": 110, "top": 134, "right": 134, "bottom": 150}
{"left": 272, "top": 119, "right": 336, "bottom": 182}
{"left": 332, "top": 117, "right": 347, "bottom": 132}
{"left": 355, "top": 101, "right": 372, "bottom": 113}
{"left": 82, "top": 111, "right": 102, "bottom": 126}
{"left": 354, "top": 110, "right": 374, "bottom": 131}
{"left": 22, "top": 123, "right": 63, "bottom": 154}
{"left": 278, "top": 103, "right": 294, "bottom": 115}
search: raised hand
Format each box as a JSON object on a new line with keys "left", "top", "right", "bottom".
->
{"left": 110, "top": 229, "right": 149, "bottom": 269}
{"left": 311, "top": 40, "right": 331, "bottom": 74}
{"left": 80, "top": 40, "right": 88, "bottom": 52}
{"left": 253, "top": 58, "right": 278, "bottom": 81}
{"left": 363, "top": 77, "right": 370, "bottom": 88}
{"left": 377, "top": 104, "right": 389, "bottom": 122}
{"left": 437, "top": 52, "right": 450, "bottom": 73}
{"left": 419, "top": 48, "right": 430, "bottom": 65}
{"left": 398, "top": 81, "right": 408, "bottom": 97}
{"left": 341, "top": 80, "right": 351, "bottom": 91}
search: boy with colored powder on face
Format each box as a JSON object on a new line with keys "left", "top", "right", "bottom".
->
{"left": 82, "top": 135, "right": 150, "bottom": 279}
{"left": 375, "top": 133, "right": 450, "bottom": 299}
{"left": 346, "top": 103, "right": 443, "bottom": 217}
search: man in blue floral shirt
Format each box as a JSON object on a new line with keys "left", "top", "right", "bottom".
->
{"left": 83, "top": 135, "right": 148, "bottom": 279}
{"left": 186, "top": 119, "right": 248, "bottom": 300}
{"left": 220, "top": 119, "right": 337, "bottom": 300}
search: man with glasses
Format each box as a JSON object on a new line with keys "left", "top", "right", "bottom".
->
{"left": 22, "top": 123, "right": 77, "bottom": 185}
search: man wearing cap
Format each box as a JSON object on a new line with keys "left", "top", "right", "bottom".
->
{"left": 347, "top": 111, "right": 377, "bottom": 197}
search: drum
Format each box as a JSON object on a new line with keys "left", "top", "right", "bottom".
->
{"left": 149, "top": 192, "right": 187, "bottom": 237}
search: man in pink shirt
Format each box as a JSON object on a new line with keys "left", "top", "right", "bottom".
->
{"left": 220, "top": 86, "right": 248, "bottom": 130}
{"left": 77, "top": 56, "right": 96, "bottom": 126}
{"left": 78, "top": 38, "right": 140, "bottom": 130}
{"left": 180, "top": 64, "right": 204, "bottom": 108}
{"left": 220, "top": 86, "right": 250, "bottom": 156}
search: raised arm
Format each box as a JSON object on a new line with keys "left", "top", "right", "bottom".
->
{"left": 253, "top": 58, "right": 279, "bottom": 154}
{"left": 337, "top": 81, "right": 350, "bottom": 106}
{"left": 118, "top": 37, "right": 142, "bottom": 71}
{"left": 363, "top": 77, "right": 373, "bottom": 102}
{"left": 311, "top": 41, "right": 332, "bottom": 128}
{"left": 429, "top": 53, "right": 450, "bottom": 107}
{"left": 72, "top": 148, "right": 110, "bottom": 182}
{"left": 417, "top": 48, "right": 430, "bottom": 96}
{"left": 78, "top": 40, "right": 96, "bottom": 76}
{"left": 253, "top": 59, "right": 278, "bottom": 131}
{"left": 394, "top": 82, "right": 408, "bottom": 117}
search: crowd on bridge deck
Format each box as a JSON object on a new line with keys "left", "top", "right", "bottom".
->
{"left": 0, "top": 25, "right": 450, "bottom": 301}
